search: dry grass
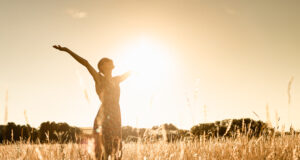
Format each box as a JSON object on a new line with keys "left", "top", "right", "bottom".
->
{"left": 1, "top": 135, "right": 299, "bottom": 160}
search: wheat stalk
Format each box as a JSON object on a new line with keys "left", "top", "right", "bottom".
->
{"left": 287, "top": 76, "right": 294, "bottom": 105}
{"left": 287, "top": 76, "right": 294, "bottom": 128}
{"left": 4, "top": 89, "right": 8, "bottom": 125}
{"left": 224, "top": 119, "right": 233, "bottom": 136}
{"left": 275, "top": 110, "right": 279, "bottom": 132}
{"left": 24, "top": 109, "right": 29, "bottom": 125}
{"left": 76, "top": 70, "right": 90, "bottom": 104}
{"left": 203, "top": 105, "right": 207, "bottom": 123}
{"left": 265, "top": 104, "right": 272, "bottom": 128}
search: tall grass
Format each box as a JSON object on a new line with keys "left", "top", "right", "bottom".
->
{"left": 123, "top": 136, "right": 300, "bottom": 160}
{"left": 0, "top": 135, "right": 299, "bottom": 159}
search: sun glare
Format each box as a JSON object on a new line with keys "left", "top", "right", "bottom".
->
{"left": 116, "top": 36, "right": 172, "bottom": 92}
{"left": 114, "top": 36, "right": 176, "bottom": 127}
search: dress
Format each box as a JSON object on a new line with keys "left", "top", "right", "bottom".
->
{"left": 93, "top": 75, "right": 122, "bottom": 159}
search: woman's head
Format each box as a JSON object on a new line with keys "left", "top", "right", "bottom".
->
{"left": 98, "top": 58, "right": 115, "bottom": 75}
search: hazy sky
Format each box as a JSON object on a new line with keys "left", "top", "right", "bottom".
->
{"left": 0, "top": 0, "right": 299, "bottom": 130}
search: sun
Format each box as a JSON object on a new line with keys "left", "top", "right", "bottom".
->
{"left": 115, "top": 36, "right": 172, "bottom": 92}
{"left": 113, "top": 36, "right": 176, "bottom": 127}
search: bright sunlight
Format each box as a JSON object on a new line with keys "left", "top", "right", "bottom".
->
{"left": 114, "top": 36, "right": 179, "bottom": 128}
{"left": 116, "top": 36, "right": 173, "bottom": 92}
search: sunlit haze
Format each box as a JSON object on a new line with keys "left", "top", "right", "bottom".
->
{"left": 0, "top": 0, "right": 300, "bottom": 130}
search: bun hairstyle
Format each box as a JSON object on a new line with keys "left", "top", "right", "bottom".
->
{"left": 98, "top": 57, "right": 113, "bottom": 73}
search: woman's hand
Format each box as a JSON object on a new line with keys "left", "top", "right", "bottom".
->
{"left": 53, "top": 45, "right": 70, "bottom": 52}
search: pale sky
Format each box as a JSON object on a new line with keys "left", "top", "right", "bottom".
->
{"left": 0, "top": 0, "right": 300, "bottom": 130}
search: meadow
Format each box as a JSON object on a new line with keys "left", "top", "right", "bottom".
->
{"left": 0, "top": 135, "right": 299, "bottom": 160}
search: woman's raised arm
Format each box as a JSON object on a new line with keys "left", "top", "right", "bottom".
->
{"left": 53, "top": 45, "right": 100, "bottom": 82}
{"left": 115, "top": 71, "right": 131, "bottom": 83}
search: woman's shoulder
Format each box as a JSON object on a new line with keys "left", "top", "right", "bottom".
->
{"left": 94, "top": 73, "right": 104, "bottom": 86}
{"left": 112, "top": 76, "right": 122, "bottom": 83}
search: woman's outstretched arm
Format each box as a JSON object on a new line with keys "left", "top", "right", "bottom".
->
{"left": 115, "top": 71, "right": 131, "bottom": 83}
{"left": 53, "top": 45, "right": 100, "bottom": 82}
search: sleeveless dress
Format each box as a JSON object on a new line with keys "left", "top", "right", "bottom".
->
{"left": 93, "top": 75, "right": 122, "bottom": 159}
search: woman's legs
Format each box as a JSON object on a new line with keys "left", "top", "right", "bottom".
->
{"left": 93, "top": 112, "right": 105, "bottom": 160}
{"left": 93, "top": 105, "right": 122, "bottom": 160}
{"left": 112, "top": 137, "right": 122, "bottom": 160}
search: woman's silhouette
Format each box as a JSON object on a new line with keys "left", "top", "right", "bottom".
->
{"left": 53, "top": 45, "right": 130, "bottom": 160}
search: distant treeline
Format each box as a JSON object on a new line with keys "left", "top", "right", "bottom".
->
{"left": 122, "top": 123, "right": 190, "bottom": 142}
{"left": 122, "top": 118, "right": 297, "bottom": 142}
{"left": 1, "top": 118, "right": 296, "bottom": 144}
{"left": 0, "top": 121, "right": 81, "bottom": 143}
{"left": 191, "top": 118, "right": 273, "bottom": 138}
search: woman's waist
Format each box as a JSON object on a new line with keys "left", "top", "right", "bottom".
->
{"left": 101, "top": 100, "right": 120, "bottom": 105}
{"left": 100, "top": 102, "right": 121, "bottom": 112}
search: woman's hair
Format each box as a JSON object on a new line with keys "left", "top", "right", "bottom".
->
{"left": 98, "top": 57, "right": 113, "bottom": 73}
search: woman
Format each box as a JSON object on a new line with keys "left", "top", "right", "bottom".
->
{"left": 53, "top": 45, "right": 130, "bottom": 160}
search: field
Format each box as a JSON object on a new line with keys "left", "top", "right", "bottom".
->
{"left": 0, "top": 135, "right": 299, "bottom": 160}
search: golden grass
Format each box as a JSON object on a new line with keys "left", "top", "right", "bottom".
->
{"left": 1, "top": 135, "right": 299, "bottom": 160}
